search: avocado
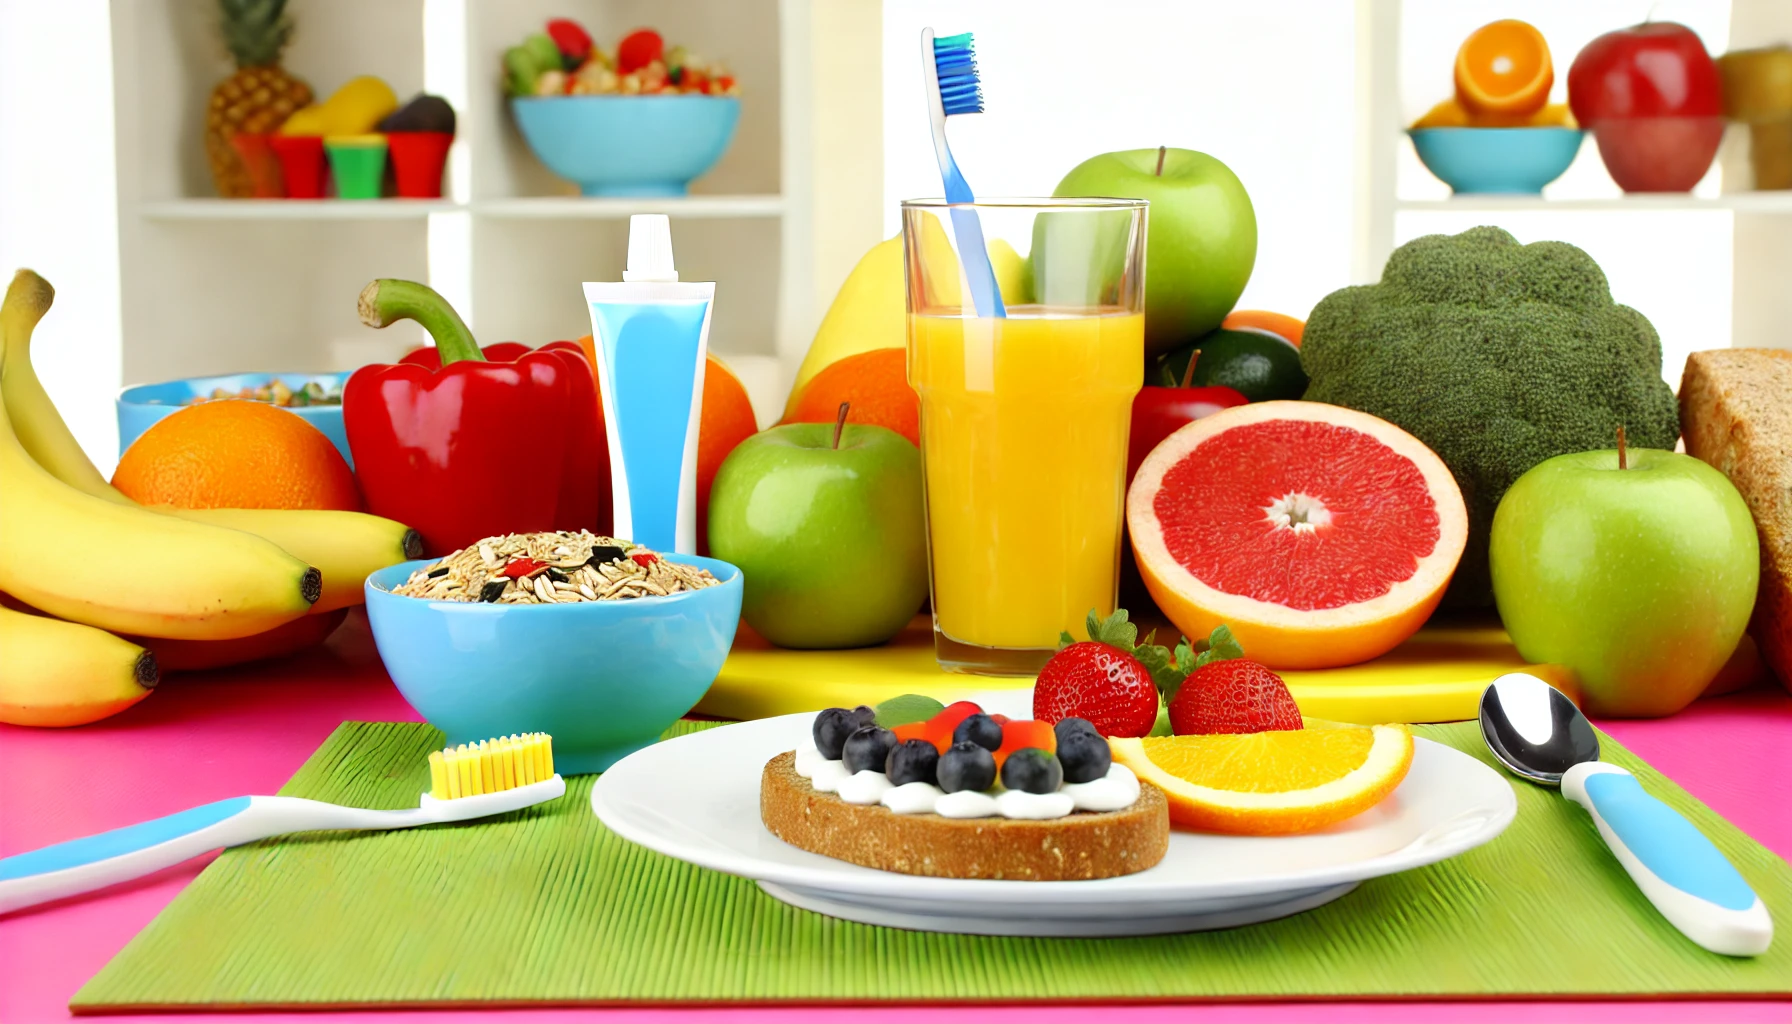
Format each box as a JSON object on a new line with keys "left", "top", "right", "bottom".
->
{"left": 379, "top": 94, "right": 457, "bottom": 136}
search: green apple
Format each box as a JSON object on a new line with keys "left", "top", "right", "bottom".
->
{"left": 1048, "top": 147, "right": 1257, "bottom": 357}
{"left": 707, "top": 422, "right": 927, "bottom": 649}
{"left": 1490, "top": 447, "right": 1759, "bottom": 717}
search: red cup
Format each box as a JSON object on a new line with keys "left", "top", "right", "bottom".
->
{"left": 386, "top": 132, "right": 454, "bottom": 198}
{"left": 228, "top": 133, "right": 284, "bottom": 198}
{"left": 269, "top": 134, "right": 327, "bottom": 199}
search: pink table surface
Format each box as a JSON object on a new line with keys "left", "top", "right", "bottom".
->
{"left": 2, "top": 612, "right": 1789, "bottom": 1023}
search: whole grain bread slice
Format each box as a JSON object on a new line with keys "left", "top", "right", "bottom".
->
{"left": 1680, "top": 348, "right": 1792, "bottom": 685}
{"left": 760, "top": 753, "right": 1169, "bottom": 880}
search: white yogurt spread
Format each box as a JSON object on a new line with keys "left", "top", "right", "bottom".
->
{"left": 791, "top": 742, "right": 1139, "bottom": 821}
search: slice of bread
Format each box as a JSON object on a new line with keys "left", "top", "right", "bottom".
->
{"left": 1681, "top": 348, "right": 1792, "bottom": 685}
{"left": 760, "top": 753, "right": 1169, "bottom": 880}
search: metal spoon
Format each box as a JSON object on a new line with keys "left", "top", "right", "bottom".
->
{"left": 1479, "top": 672, "right": 1771, "bottom": 957}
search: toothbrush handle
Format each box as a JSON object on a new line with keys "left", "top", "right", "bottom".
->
{"left": 0, "top": 796, "right": 423, "bottom": 915}
{"left": 1563, "top": 762, "right": 1772, "bottom": 956}
{"left": 947, "top": 202, "right": 1007, "bottom": 319}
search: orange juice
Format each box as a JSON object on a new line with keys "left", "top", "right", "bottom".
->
{"left": 909, "top": 309, "right": 1144, "bottom": 656}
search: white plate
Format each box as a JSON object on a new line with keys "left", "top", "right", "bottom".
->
{"left": 590, "top": 713, "right": 1517, "bottom": 936}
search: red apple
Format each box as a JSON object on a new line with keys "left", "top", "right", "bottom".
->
{"left": 1127, "top": 383, "right": 1247, "bottom": 484}
{"left": 1569, "top": 21, "right": 1724, "bottom": 193}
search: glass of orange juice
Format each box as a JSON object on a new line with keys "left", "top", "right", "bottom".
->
{"left": 902, "top": 198, "right": 1148, "bottom": 675}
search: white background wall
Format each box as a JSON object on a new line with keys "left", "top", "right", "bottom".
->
{"left": 0, "top": 0, "right": 123, "bottom": 473}
{"left": 882, "top": 0, "right": 1735, "bottom": 389}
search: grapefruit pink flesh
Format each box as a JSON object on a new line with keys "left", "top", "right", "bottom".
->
{"left": 1128, "top": 401, "right": 1467, "bottom": 670}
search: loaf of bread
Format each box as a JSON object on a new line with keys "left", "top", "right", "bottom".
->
{"left": 1680, "top": 349, "right": 1792, "bottom": 685}
{"left": 760, "top": 753, "right": 1169, "bottom": 880}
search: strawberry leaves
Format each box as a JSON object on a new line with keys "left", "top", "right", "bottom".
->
{"left": 1065, "top": 610, "right": 1245, "bottom": 704}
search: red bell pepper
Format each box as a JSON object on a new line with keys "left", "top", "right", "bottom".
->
{"left": 343, "top": 280, "right": 609, "bottom": 556}
{"left": 398, "top": 339, "right": 610, "bottom": 542}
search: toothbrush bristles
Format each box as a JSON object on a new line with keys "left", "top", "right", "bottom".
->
{"left": 933, "top": 32, "right": 984, "bottom": 116}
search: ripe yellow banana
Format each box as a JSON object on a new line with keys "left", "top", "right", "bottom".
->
{"left": 0, "top": 270, "right": 421, "bottom": 613}
{"left": 0, "top": 292, "right": 320, "bottom": 639}
{"left": 0, "top": 605, "right": 157, "bottom": 727}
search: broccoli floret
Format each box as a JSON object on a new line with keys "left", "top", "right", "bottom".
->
{"left": 1301, "top": 226, "right": 1678, "bottom": 607}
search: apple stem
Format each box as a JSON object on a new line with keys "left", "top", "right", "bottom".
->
{"left": 1179, "top": 349, "right": 1200, "bottom": 389}
{"left": 1617, "top": 424, "right": 1628, "bottom": 470}
{"left": 1155, "top": 146, "right": 1167, "bottom": 177}
{"left": 833, "top": 401, "right": 849, "bottom": 450}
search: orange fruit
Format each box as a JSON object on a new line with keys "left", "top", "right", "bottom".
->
{"left": 697, "top": 354, "right": 760, "bottom": 553}
{"left": 1109, "top": 722, "right": 1414, "bottom": 835}
{"left": 113, "top": 400, "right": 360, "bottom": 511}
{"left": 1454, "top": 20, "right": 1553, "bottom": 117}
{"left": 783, "top": 348, "right": 918, "bottom": 447}
{"left": 1220, "top": 309, "right": 1305, "bottom": 348}
{"left": 1127, "top": 401, "right": 1467, "bottom": 669}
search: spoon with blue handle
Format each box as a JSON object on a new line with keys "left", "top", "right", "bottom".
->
{"left": 1479, "top": 672, "right": 1771, "bottom": 956}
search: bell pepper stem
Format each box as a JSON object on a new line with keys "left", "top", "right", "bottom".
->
{"left": 358, "top": 279, "right": 483, "bottom": 364}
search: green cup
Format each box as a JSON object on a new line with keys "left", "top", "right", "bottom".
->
{"left": 324, "top": 134, "right": 389, "bottom": 199}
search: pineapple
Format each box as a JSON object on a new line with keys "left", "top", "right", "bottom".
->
{"left": 205, "top": 0, "right": 312, "bottom": 198}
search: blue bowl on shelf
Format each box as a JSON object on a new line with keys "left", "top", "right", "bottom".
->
{"left": 511, "top": 95, "right": 741, "bottom": 197}
{"left": 364, "top": 555, "right": 743, "bottom": 774}
{"left": 1409, "top": 128, "right": 1584, "bottom": 195}
{"left": 117, "top": 372, "right": 351, "bottom": 467}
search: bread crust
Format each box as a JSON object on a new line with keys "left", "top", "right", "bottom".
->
{"left": 759, "top": 752, "right": 1169, "bottom": 880}
{"left": 1681, "top": 349, "right": 1792, "bottom": 685}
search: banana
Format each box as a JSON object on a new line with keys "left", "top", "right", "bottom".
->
{"left": 0, "top": 270, "right": 421, "bottom": 613}
{"left": 0, "top": 605, "right": 157, "bottom": 726}
{"left": 169, "top": 509, "right": 421, "bottom": 612}
{"left": 0, "top": 288, "right": 321, "bottom": 640}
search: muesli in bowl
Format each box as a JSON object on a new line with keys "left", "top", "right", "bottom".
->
{"left": 392, "top": 530, "right": 719, "bottom": 605}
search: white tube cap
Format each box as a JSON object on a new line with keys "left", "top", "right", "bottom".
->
{"left": 623, "top": 214, "right": 679, "bottom": 282}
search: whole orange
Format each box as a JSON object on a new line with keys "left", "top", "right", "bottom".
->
{"left": 113, "top": 400, "right": 361, "bottom": 511}
{"left": 783, "top": 347, "right": 918, "bottom": 447}
{"left": 697, "top": 355, "right": 759, "bottom": 553}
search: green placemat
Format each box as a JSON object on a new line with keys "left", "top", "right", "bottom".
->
{"left": 73, "top": 721, "right": 1792, "bottom": 1012}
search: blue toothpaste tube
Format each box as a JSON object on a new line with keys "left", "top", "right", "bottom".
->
{"left": 583, "top": 215, "right": 714, "bottom": 554}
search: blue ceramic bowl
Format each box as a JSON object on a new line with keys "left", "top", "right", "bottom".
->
{"left": 1409, "top": 128, "right": 1584, "bottom": 194}
{"left": 511, "top": 96, "right": 740, "bottom": 197}
{"left": 364, "top": 555, "right": 743, "bottom": 774}
{"left": 118, "top": 373, "right": 351, "bottom": 467}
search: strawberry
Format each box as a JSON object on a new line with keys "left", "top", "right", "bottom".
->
{"left": 1170, "top": 659, "right": 1303, "bottom": 735}
{"left": 921, "top": 701, "right": 983, "bottom": 752}
{"left": 1033, "top": 610, "right": 1163, "bottom": 737}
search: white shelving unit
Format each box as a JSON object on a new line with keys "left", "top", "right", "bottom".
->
{"left": 106, "top": 0, "right": 884, "bottom": 425}
{"left": 1354, "top": 0, "right": 1792, "bottom": 356}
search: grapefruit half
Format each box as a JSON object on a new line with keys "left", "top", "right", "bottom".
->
{"left": 1127, "top": 401, "right": 1467, "bottom": 669}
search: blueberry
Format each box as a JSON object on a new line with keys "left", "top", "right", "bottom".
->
{"left": 1054, "top": 717, "right": 1100, "bottom": 744}
{"left": 1056, "top": 730, "right": 1113, "bottom": 784}
{"left": 937, "top": 741, "right": 997, "bottom": 793}
{"left": 1000, "top": 748, "right": 1064, "bottom": 794}
{"left": 885, "top": 739, "right": 940, "bottom": 786}
{"left": 842, "top": 726, "right": 897, "bottom": 774}
{"left": 952, "top": 713, "right": 1003, "bottom": 751}
{"left": 812, "top": 705, "right": 877, "bottom": 760}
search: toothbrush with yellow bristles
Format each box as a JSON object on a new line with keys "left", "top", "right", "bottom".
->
{"left": 0, "top": 734, "right": 564, "bottom": 915}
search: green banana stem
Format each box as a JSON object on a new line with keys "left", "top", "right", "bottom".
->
{"left": 357, "top": 279, "right": 483, "bottom": 364}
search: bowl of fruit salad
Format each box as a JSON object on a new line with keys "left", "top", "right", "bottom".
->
{"left": 118, "top": 372, "right": 349, "bottom": 465}
{"left": 505, "top": 22, "right": 742, "bottom": 197}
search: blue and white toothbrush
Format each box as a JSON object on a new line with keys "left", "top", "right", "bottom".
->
{"left": 0, "top": 733, "right": 563, "bottom": 915}
{"left": 1480, "top": 673, "right": 1771, "bottom": 956}
{"left": 921, "top": 28, "right": 1005, "bottom": 319}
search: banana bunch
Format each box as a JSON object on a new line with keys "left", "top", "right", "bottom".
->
{"left": 0, "top": 269, "right": 422, "bottom": 726}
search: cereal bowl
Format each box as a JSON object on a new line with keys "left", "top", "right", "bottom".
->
{"left": 364, "top": 554, "right": 742, "bottom": 774}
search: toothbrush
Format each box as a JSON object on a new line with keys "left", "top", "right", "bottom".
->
{"left": 921, "top": 28, "right": 1005, "bottom": 318}
{"left": 0, "top": 733, "right": 565, "bottom": 915}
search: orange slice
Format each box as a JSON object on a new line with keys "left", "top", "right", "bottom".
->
{"left": 1454, "top": 20, "right": 1552, "bottom": 117}
{"left": 1109, "top": 721, "right": 1414, "bottom": 835}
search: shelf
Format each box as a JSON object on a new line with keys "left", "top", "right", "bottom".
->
{"left": 1396, "top": 192, "right": 1792, "bottom": 214}
{"left": 471, "top": 195, "right": 786, "bottom": 219}
{"left": 137, "top": 195, "right": 788, "bottom": 221}
{"left": 139, "top": 199, "right": 458, "bottom": 220}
